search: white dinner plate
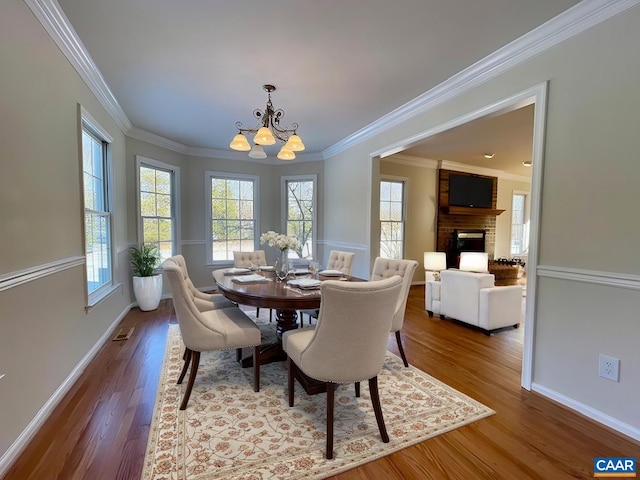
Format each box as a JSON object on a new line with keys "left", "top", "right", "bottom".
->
{"left": 319, "top": 269, "right": 344, "bottom": 277}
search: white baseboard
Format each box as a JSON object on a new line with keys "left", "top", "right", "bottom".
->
{"left": 0, "top": 303, "right": 135, "bottom": 478}
{"left": 531, "top": 382, "right": 640, "bottom": 442}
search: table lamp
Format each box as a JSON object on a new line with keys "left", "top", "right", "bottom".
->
{"left": 459, "top": 252, "right": 489, "bottom": 273}
{"left": 424, "top": 252, "right": 447, "bottom": 281}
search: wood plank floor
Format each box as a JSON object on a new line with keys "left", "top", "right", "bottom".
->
{"left": 4, "top": 287, "right": 639, "bottom": 479}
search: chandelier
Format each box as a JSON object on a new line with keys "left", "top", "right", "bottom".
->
{"left": 229, "top": 84, "right": 305, "bottom": 161}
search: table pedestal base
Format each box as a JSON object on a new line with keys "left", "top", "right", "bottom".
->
{"left": 241, "top": 308, "right": 298, "bottom": 368}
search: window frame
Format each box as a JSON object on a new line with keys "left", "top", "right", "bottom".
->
{"left": 205, "top": 171, "right": 260, "bottom": 265}
{"left": 510, "top": 190, "right": 529, "bottom": 256}
{"left": 281, "top": 175, "right": 317, "bottom": 259}
{"left": 135, "top": 155, "right": 181, "bottom": 262}
{"left": 81, "top": 107, "right": 115, "bottom": 307}
{"left": 379, "top": 176, "right": 408, "bottom": 260}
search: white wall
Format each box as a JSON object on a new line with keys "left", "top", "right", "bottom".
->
{"left": 324, "top": 7, "right": 640, "bottom": 436}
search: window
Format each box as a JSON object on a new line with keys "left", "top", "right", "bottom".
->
{"left": 206, "top": 172, "right": 259, "bottom": 263}
{"left": 380, "top": 179, "right": 406, "bottom": 259}
{"left": 283, "top": 176, "right": 316, "bottom": 259}
{"left": 82, "top": 115, "right": 113, "bottom": 305}
{"left": 510, "top": 192, "right": 529, "bottom": 255}
{"left": 137, "top": 156, "right": 180, "bottom": 262}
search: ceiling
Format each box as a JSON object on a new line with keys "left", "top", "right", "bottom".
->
{"left": 56, "top": 0, "right": 579, "bottom": 168}
{"left": 400, "top": 104, "right": 535, "bottom": 178}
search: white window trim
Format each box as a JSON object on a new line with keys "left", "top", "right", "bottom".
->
{"left": 379, "top": 175, "right": 408, "bottom": 259}
{"left": 281, "top": 175, "right": 317, "bottom": 259}
{"left": 135, "top": 155, "right": 182, "bottom": 257}
{"left": 510, "top": 189, "right": 530, "bottom": 256}
{"left": 205, "top": 170, "right": 260, "bottom": 266}
{"left": 81, "top": 106, "right": 116, "bottom": 307}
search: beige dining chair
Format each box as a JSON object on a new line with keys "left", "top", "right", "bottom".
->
{"left": 370, "top": 257, "right": 419, "bottom": 367}
{"left": 233, "top": 250, "right": 272, "bottom": 321}
{"left": 172, "top": 254, "right": 234, "bottom": 311}
{"left": 163, "top": 257, "right": 262, "bottom": 410}
{"left": 283, "top": 275, "right": 403, "bottom": 459}
{"left": 299, "top": 250, "right": 356, "bottom": 326}
{"left": 327, "top": 250, "right": 355, "bottom": 275}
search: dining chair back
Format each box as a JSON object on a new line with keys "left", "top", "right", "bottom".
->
{"left": 172, "top": 254, "right": 234, "bottom": 311}
{"left": 233, "top": 250, "right": 271, "bottom": 321}
{"left": 163, "top": 257, "right": 262, "bottom": 409}
{"left": 283, "top": 275, "right": 403, "bottom": 459}
{"left": 370, "top": 257, "right": 419, "bottom": 367}
{"left": 327, "top": 250, "right": 355, "bottom": 276}
{"left": 233, "top": 250, "right": 267, "bottom": 267}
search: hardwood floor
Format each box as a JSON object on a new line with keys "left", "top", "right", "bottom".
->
{"left": 4, "top": 287, "right": 639, "bottom": 479}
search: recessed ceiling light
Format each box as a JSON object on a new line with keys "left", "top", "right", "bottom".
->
{"left": 483, "top": 153, "right": 495, "bottom": 159}
{"left": 522, "top": 160, "right": 532, "bottom": 167}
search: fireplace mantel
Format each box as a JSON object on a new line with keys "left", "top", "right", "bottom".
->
{"left": 440, "top": 206, "right": 505, "bottom": 216}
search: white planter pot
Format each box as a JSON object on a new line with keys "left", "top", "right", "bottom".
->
{"left": 133, "top": 274, "right": 163, "bottom": 311}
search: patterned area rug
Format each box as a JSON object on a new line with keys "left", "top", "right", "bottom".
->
{"left": 142, "top": 312, "right": 494, "bottom": 479}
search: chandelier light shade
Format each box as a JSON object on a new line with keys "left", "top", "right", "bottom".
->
{"left": 229, "top": 133, "right": 251, "bottom": 151}
{"left": 254, "top": 127, "right": 276, "bottom": 146}
{"left": 248, "top": 145, "right": 267, "bottom": 159}
{"left": 230, "top": 84, "right": 305, "bottom": 160}
{"left": 277, "top": 148, "right": 295, "bottom": 161}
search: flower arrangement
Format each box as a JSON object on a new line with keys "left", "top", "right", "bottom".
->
{"left": 260, "top": 231, "right": 300, "bottom": 252}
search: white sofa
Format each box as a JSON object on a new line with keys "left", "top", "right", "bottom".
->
{"left": 426, "top": 270, "right": 521, "bottom": 334}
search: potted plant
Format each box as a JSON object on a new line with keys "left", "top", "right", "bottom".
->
{"left": 129, "top": 243, "right": 162, "bottom": 311}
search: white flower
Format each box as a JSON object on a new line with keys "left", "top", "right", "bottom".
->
{"left": 259, "top": 231, "right": 300, "bottom": 252}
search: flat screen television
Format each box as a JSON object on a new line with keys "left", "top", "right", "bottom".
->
{"left": 448, "top": 174, "right": 493, "bottom": 208}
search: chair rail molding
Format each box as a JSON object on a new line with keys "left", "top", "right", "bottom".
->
{"left": 0, "top": 256, "right": 85, "bottom": 292}
{"left": 537, "top": 265, "right": 640, "bottom": 291}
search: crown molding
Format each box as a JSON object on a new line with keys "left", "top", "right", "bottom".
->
{"left": 24, "top": 0, "right": 132, "bottom": 133}
{"left": 439, "top": 160, "right": 531, "bottom": 183}
{"left": 322, "top": 0, "right": 640, "bottom": 159}
{"left": 380, "top": 154, "right": 531, "bottom": 182}
{"left": 382, "top": 154, "right": 439, "bottom": 170}
{"left": 126, "top": 127, "right": 189, "bottom": 154}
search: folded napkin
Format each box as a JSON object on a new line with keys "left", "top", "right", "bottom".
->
{"left": 319, "top": 269, "right": 344, "bottom": 277}
{"left": 288, "top": 278, "right": 322, "bottom": 289}
{"left": 224, "top": 267, "right": 252, "bottom": 275}
{"left": 231, "top": 274, "right": 271, "bottom": 284}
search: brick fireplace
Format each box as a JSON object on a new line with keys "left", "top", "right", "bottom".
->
{"left": 436, "top": 169, "right": 502, "bottom": 268}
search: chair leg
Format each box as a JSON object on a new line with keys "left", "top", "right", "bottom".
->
{"left": 354, "top": 382, "right": 360, "bottom": 397}
{"left": 177, "top": 348, "right": 192, "bottom": 384}
{"left": 395, "top": 330, "right": 409, "bottom": 367}
{"left": 236, "top": 347, "right": 242, "bottom": 362}
{"left": 269, "top": 309, "right": 273, "bottom": 323}
{"left": 326, "top": 383, "right": 335, "bottom": 459}
{"left": 369, "top": 376, "right": 389, "bottom": 443}
{"left": 287, "top": 356, "right": 295, "bottom": 407}
{"left": 256, "top": 307, "right": 261, "bottom": 318}
{"left": 253, "top": 345, "right": 260, "bottom": 392}
{"left": 180, "top": 350, "right": 201, "bottom": 410}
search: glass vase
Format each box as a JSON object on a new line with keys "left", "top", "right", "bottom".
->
{"left": 274, "top": 249, "right": 289, "bottom": 281}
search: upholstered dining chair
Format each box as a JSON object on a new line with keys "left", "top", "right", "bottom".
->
{"left": 163, "top": 257, "right": 262, "bottom": 410}
{"left": 326, "top": 250, "right": 355, "bottom": 276}
{"left": 233, "top": 250, "right": 272, "bottom": 321}
{"left": 370, "top": 257, "right": 419, "bottom": 367}
{"left": 299, "top": 250, "right": 356, "bottom": 326}
{"left": 172, "top": 254, "right": 235, "bottom": 312}
{"left": 283, "top": 275, "right": 403, "bottom": 459}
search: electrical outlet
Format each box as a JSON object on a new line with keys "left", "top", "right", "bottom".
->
{"left": 598, "top": 354, "right": 620, "bottom": 382}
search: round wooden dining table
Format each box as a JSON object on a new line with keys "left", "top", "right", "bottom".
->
{"left": 212, "top": 268, "right": 322, "bottom": 363}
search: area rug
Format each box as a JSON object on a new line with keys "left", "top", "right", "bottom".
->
{"left": 142, "top": 312, "right": 494, "bottom": 480}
